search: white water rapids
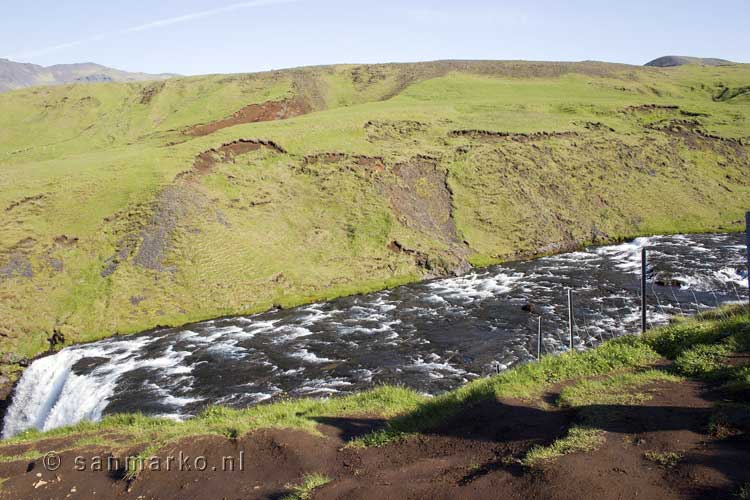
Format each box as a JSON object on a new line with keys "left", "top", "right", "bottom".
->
{"left": 2, "top": 232, "right": 748, "bottom": 439}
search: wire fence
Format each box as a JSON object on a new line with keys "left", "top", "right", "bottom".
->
{"left": 527, "top": 215, "right": 750, "bottom": 360}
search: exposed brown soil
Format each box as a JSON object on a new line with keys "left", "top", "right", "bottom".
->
{"left": 646, "top": 119, "right": 748, "bottom": 152}
{"left": 52, "top": 235, "right": 78, "bottom": 248}
{"left": 300, "top": 152, "right": 466, "bottom": 275}
{"left": 1, "top": 377, "right": 747, "bottom": 499}
{"left": 188, "top": 139, "right": 286, "bottom": 177}
{"left": 376, "top": 155, "right": 471, "bottom": 275}
{"left": 185, "top": 98, "right": 311, "bottom": 137}
{"left": 379, "top": 156, "right": 458, "bottom": 243}
{"left": 622, "top": 104, "right": 711, "bottom": 119}
{"left": 386, "top": 240, "right": 433, "bottom": 270}
{"left": 577, "top": 120, "right": 616, "bottom": 132}
{"left": 449, "top": 129, "right": 579, "bottom": 142}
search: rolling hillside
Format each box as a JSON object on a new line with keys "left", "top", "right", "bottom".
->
{"left": 0, "top": 59, "right": 749, "bottom": 369}
{"left": 0, "top": 58, "right": 174, "bottom": 93}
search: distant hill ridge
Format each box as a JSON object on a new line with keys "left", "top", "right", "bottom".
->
{"left": 1, "top": 56, "right": 741, "bottom": 92}
{"left": 0, "top": 58, "right": 175, "bottom": 93}
{"left": 645, "top": 55, "right": 735, "bottom": 68}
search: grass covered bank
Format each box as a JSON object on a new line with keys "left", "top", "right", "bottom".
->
{"left": 1, "top": 305, "right": 749, "bottom": 498}
{"left": 2, "top": 305, "right": 747, "bottom": 455}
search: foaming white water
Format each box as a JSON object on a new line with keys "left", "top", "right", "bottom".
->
{"left": 2, "top": 337, "right": 145, "bottom": 438}
{"left": 595, "top": 237, "right": 651, "bottom": 273}
{"left": 274, "top": 326, "right": 314, "bottom": 342}
{"left": 1, "top": 336, "right": 196, "bottom": 439}
{"left": 2, "top": 349, "right": 108, "bottom": 438}
{"left": 406, "top": 354, "right": 468, "bottom": 380}
{"left": 3, "top": 232, "right": 745, "bottom": 439}
{"left": 426, "top": 270, "right": 524, "bottom": 302}
{"left": 715, "top": 267, "right": 748, "bottom": 288}
{"left": 665, "top": 267, "right": 747, "bottom": 292}
{"left": 288, "top": 349, "right": 338, "bottom": 364}
{"left": 294, "top": 377, "right": 353, "bottom": 396}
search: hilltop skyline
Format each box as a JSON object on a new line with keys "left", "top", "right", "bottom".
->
{"left": 2, "top": 0, "right": 748, "bottom": 75}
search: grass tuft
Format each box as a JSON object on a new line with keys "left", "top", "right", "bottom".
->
{"left": 644, "top": 450, "right": 683, "bottom": 467}
{"left": 523, "top": 427, "right": 606, "bottom": 466}
{"left": 282, "top": 473, "right": 331, "bottom": 500}
{"left": 557, "top": 369, "right": 682, "bottom": 408}
{"left": 736, "top": 483, "right": 750, "bottom": 500}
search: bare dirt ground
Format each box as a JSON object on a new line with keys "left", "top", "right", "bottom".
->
{"left": 185, "top": 98, "right": 311, "bottom": 137}
{"left": 1, "top": 374, "right": 748, "bottom": 500}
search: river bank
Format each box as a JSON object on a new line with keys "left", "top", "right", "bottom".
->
{"left": 2, "top": 231, "right": 747, "bottom": 440}
{"left": 0, "top": 306, "right": 748, "bottom": 499}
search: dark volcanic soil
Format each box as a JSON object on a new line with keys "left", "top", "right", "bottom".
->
{"left": 1, "top": 376, "right": 748, "bottom": 500}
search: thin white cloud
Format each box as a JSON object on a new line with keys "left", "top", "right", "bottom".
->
{"left": 5, "top": 0, "right": 299, "bottom": 60}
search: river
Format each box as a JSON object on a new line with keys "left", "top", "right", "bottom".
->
{"left": 2, "top": 232, "right": 747, "bottom": 438}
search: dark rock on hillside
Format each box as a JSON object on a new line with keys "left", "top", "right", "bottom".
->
{"left": 645, "top": 56, "right": 735, "bottom": 68}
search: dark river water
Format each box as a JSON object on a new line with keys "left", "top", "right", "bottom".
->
{"left": 2, "top": 232, "right": 748, "bottom": 438}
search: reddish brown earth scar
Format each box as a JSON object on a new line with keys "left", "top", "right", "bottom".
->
{"left": 185, "top": 138, "right": 287, "bottom": 178}
{"left": 185, "top": 97, "right": 311, "bottom": 137}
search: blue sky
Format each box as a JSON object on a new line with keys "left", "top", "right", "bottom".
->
{"left": 1, "top": 0, "right": 748, "bottom": 75}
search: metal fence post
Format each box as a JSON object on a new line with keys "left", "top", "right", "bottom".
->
{"left": 537, "top": 316, "right": 542, "bottom": 360}
{"left": 746, "top": 211, "right": 750, "bottom": 315}
{"left": 641, "top": 247, "right": 647, "bottom": 333}
{"left": 567, "top": 289, "right": 574, "bottom": 351}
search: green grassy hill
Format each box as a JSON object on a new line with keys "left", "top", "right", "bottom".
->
{"left": 1, "top": 60, "right": 749, "bottom": 363}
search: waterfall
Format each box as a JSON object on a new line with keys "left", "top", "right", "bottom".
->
{"left": 2, "top": 348, "right": 112, "bottom": 438}
{"left": 2, "top": 335, "right": 166, "bottom": 439}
